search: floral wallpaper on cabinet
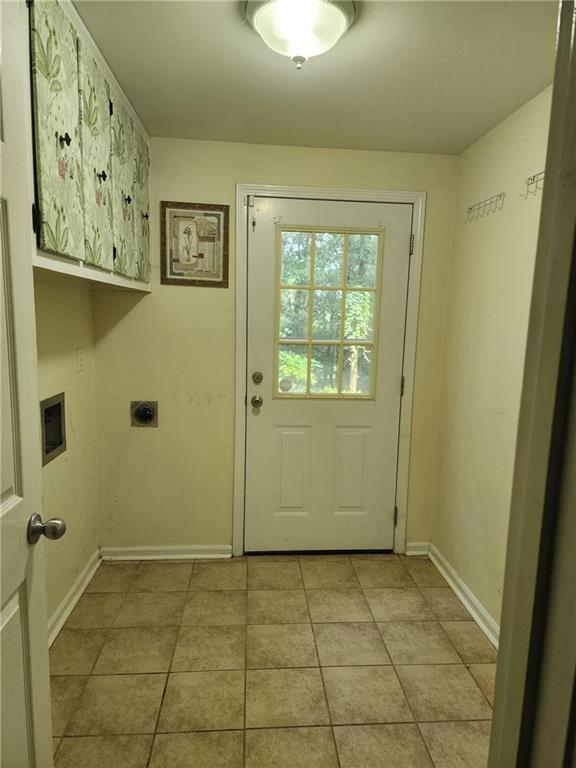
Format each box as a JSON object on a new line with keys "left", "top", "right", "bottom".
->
{"left": 79, "top": 42, "right": 114, "bottom": 271}
{"left": 30, "top": 0, "right": 85, "bottom": 260}
{"left": 134, "top": 132, "right": 150, "bottom": 282}
{"left": 111, "top": 99, "right": 138, "bottom": 278}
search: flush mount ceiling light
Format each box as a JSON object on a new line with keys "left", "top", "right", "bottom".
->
{"left": 245, "top": 0, "right": 356, "bottom": 69}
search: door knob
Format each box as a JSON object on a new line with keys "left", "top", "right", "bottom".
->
{"left": 27, "top": 513, "right": 67, "bottom": 545}
{"left": 251, "top": 395, "right": 263, "bottom": 409}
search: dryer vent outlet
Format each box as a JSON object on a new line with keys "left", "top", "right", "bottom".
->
{"left": 131, "top": 401, "right": 158, "bottom": 427}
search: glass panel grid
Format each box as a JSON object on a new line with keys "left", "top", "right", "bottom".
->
{"left": 276, "top": 227, "right": 382, "bottom": 399}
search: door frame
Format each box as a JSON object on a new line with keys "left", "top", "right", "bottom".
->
{"left": 233, "top": 184, "right": 426, "bottom": 556}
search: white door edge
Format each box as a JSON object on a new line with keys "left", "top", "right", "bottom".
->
{"left": 233, "top": 184, "right": 426, "bottom": 556}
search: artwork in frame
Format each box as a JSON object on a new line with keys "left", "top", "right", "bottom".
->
{"left": 160, "top": 200, "right": 229, "bottom": 287}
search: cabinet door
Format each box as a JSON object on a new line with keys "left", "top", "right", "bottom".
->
{"left": 134, "top": 131, "right": 150, "bottom": 282}
{"left": 111, "top": 99, "right": 137, "bottom": 278}
{"left": 30, "top": 0, "right": 85, "bottom": 260}
{"left": 79, "top": 43, "right": 113, "bottom": 270}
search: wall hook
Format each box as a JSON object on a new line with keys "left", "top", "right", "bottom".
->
{"left": 465, "top": 191, "right": 506, "bottom": 223}
{"left": 520, "top": 171, "right": 545, "bottom": 198}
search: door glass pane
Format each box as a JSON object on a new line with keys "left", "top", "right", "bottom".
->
{"left": 344, "top": 292, "right": 375, "bottom": 341}
{"left": 281, "top": 231, "right": 311, "bottom": 285}
{"left": 312, "top": 290, "right": 342, "bottom": 340}
{"left": 275, "top": 228, "right": 381, "bottom": 398}
{"left": 279, "top": 290, "right": 309, "bottom": 340}
{"left": 278, "top": 344, "right": 308, "bottom": 394}
{"left": 310, "top": 345, "right": 339, "bottom": 394}
{"left": 342, "top": 345, "right": 373, "bottom": 395}
{"left": 347, "top": 234, "right": 378, "bottom": 288}
{"left": 314, "top": 232, "right": 344, "bottom": 287}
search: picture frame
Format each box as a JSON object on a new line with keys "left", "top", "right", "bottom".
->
{"left": 160, "top": 200, "right": 229, "bottom": 288}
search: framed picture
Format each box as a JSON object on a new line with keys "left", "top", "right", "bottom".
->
{"left": 160, "top": 201, "right": 229, "bottom": 288}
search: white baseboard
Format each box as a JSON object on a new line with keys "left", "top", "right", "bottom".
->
{"left": 48, "top": 549, "right": 101, "bottom": 647}
{"left": 404, "top": 541, "right": 431, "bottom": 556}
{"left": 99, "top": 544, "right": 233, "bottom": 561}
{"left": 429, "top": 544, "right": 500, "bottom": 649}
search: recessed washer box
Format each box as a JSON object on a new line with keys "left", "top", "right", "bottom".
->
{"left": 40, "top": 393, "right": 66, "bottom": 466}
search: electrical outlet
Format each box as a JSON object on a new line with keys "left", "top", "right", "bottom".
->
{"left": 75, "top": 347, "right": 84, "bottom": 372}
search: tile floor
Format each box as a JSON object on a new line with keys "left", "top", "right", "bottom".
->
{"left": 50, "top": 554, "right": 497, "bottom": 767}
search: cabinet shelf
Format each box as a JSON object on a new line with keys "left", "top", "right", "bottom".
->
{"left": 34, "top": 250, "right": 151, "bottom": 292}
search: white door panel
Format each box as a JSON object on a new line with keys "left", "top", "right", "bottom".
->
{"left": 1, "top": 2, "right": 54, "bottom": 765}
{"left": 245, "top": 197, "right": 412, "bottom": 551}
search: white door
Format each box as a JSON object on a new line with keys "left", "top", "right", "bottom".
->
{"left": 1, "top": 2, "right": 54, "bottom": 765}
{"left": 244, "top": 195, "right": 412, "bottom": 551}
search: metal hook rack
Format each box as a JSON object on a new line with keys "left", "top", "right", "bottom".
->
{"left": 465, "top": 191, "right": 506, "bottom": 223}
{"left": 520, "top": 171, "right": 545, "bottom": 198}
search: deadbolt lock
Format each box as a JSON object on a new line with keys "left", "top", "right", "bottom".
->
{"left": 252, "top": 371, "right": 263, "bottom": 385}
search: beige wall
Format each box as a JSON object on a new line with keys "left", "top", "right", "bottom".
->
{"left": 432, "top": 87, "right": 552, "bottom": 623}
{"left": 34, "top": 278, "right": 100, "bottom": 618}
{"left": 92, "top": 141, "right": 459, "bottom": 550}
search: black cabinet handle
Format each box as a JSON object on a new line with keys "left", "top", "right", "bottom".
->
{"left": 124, "top": 194, "right": 132, "bottom": 205}
{"left": 97, "top": 170, "right": 107, "bottom": 183}
{"left": 142, "top": 212, "right": 149, "bottom": 220}
{"left": 59, "top": 132, "right": 72, "bottom": 148}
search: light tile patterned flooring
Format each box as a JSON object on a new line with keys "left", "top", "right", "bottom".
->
{"left": 51, "top": 555, "right": 497, "bottom": 767}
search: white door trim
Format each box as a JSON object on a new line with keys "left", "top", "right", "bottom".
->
{"left": 233, "top": 184, "right": 426, "bottom": 556}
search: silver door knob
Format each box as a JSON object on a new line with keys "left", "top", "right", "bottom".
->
{"left": 251, "top": 395, "right": 263, "bottom": 409}
{"left": 27, "top": 513, "right": 67, "bottom": 545}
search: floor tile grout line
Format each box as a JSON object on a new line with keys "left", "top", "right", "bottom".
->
{"left": 57, "top": 598, "right": 121, "bottom": 737}
{"left": 243, "top": 581, "right": 248, "bottom": 767}
{"left": 390, "top": 652, "right": 437, "bottom": 766}
{"left": 52, "top": 660, "right": 494, "bottom": 680}
{"left": 408, "top": 559, "right": 497, "bottom": 704}
{"left": 298, "top": 558, "right": 343, "bottom": 768}
{"left": 53, "top": 717, "right": 495, "bottom": 741}
{"left": 143, "top": 597, "right": 182, "bottom": 766}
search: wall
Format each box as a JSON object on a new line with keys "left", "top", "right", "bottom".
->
{"left": 92, "top": 141, "right": 459, "bottom": 551}
{"left": 432, "top": 87, "right": 552, "bottom": 624}
{"left": 34, "top": 278, "right": 100, "bottom": 618}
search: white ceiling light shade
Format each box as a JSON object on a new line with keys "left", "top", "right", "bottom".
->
{"left": 245, "top": 0, "right": 356, "bottom": 69}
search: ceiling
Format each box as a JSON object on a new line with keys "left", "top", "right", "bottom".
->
{"left": 75, "top": 0, "right": 558, "bottom": 155}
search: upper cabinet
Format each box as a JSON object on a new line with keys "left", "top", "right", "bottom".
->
{"left": 79, "top": 43, "right": 114, "bottom": 271}
{"left": 29, "top": 0, "right": 150, "bottom": 289}
{"left": 111, "top": 99, "right": 137, "bottom": 278}
{"left": 134, "top": 133, "right": 151, "bottom": 283}
{"left": 30, "top": 0, "right": 85, "bottom": 260}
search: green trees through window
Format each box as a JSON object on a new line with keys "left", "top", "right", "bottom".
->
{"left": 277, "top": 229, "right": 380, "bottom": 397}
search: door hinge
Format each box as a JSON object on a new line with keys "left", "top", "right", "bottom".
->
{"left": 400, "top": 375, "right": 405, "bottom": 397}
{"left": 409, "top": 233, "right": 415, "bottom": 256}
{"left": 109, "top": 99, "right": 114, "bottom": 116}
{"left": 394, "top": 506, "right": 399, "bottom": 527}
{"left": 31, "top": 203, "right": 41, "bottom": 234}
{"left": 246, "top": 195, "right": 255, "bottom": 208}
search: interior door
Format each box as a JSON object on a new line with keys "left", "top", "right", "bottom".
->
{"left": 244, "top": 195, "right": 412, "bottom": 551}
{"left": 1, "top": 2, "right": 54, "bottom": 765}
